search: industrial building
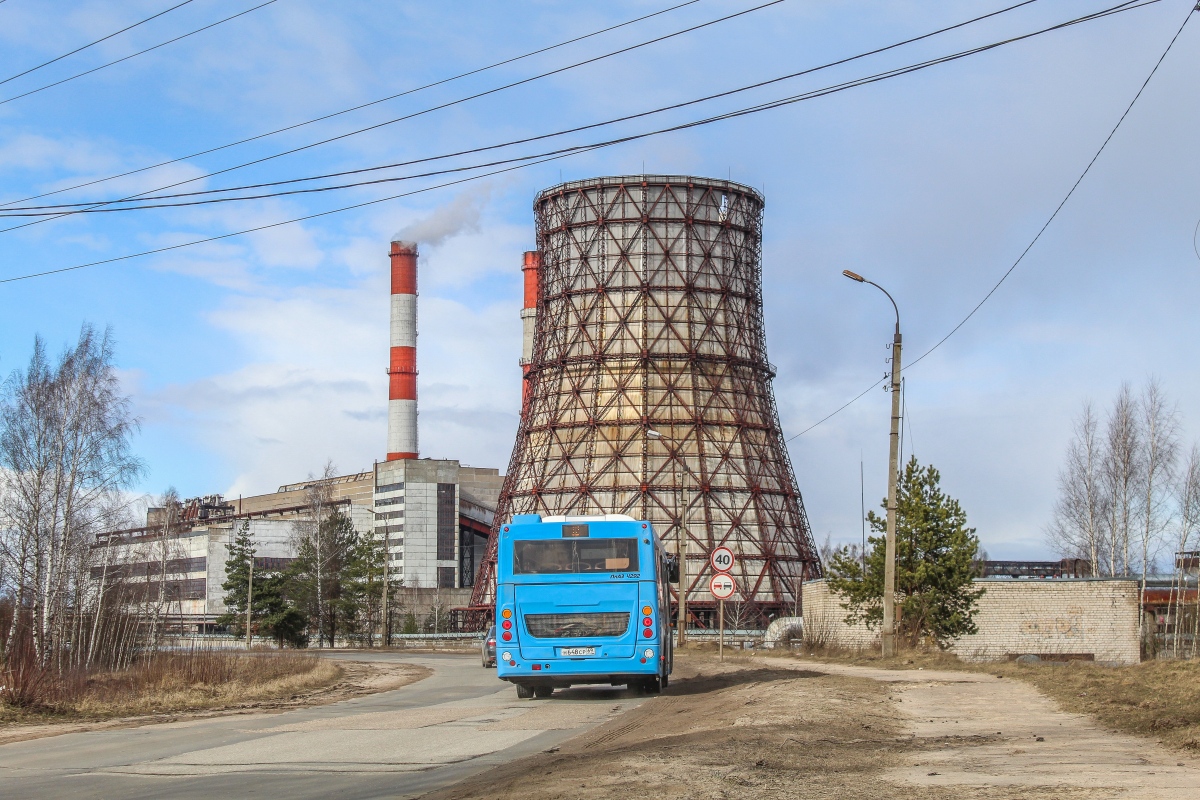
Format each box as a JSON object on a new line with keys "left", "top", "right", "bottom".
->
{"left": 90, "top": 238, "right": 504, "bottom": 630}
{"left": 471, "top": 175, "right": 822, "bottom": 623}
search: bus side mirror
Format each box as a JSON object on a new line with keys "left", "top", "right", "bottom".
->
{"left": 665, "top": 555, "right": 680, "bottom": 583}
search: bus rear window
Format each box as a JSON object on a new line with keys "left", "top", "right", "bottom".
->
{"left": 513, "top": 538, "right": 639, "bottom": 574}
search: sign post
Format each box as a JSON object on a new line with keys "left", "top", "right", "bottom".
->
{"left": 709, "top": 572, "right": 736, "bottom": 661}
{"left": 709, "top": 548, "right": 736, "bottom": 660}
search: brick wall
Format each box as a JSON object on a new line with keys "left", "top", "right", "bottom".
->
{"left": 801, "top": 578, "right": 1141, "bottom": 665}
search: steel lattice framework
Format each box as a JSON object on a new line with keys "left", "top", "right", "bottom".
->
{"left": 470, "top": 175, "right": 821, "bottom": 622}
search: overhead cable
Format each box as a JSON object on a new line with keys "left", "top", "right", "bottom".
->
{"left": 2, "top": 0, "right": 1044, "bottom": 213}
{"left": 0, "top": 0, "right": 1160, "bottom": 285}
{"left": 0, "top": 0, "right": 196, "bottom": 87}
{"left": 0, "top": 0, "right": 700, "bottom": 208}
{"left": 0, "top": 0, "right": 280, "bottom": 107}
{"left": 0, "top": 0, "right": 1152, "bottom": 217}
{"left": 0, "top": 0, "right": 785, "bottom": 233}
{"left": 785, "top": 0, "right": 1193, "bottom": 442}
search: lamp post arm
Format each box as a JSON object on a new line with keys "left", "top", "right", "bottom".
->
{"left": 865, "top": 280, "right": 900, "bottom": 336}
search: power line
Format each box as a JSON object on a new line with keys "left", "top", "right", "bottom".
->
{"left": 0, "top": 0, "right": 700, "bottom": 209}
{"left": 0, "top": 0, "right": 196, "bottom": 87}
{"left": 905, "top": 0, "right": 1193, "bottom": 371}
{"left": 786, "top": 0, "right": 1193, "bottom": 442}
{"left": 0, "top": 0, "right": 785, "bottom": 233}
{"left": 1, "top": 0, "right": 1044, "bottom": 215}
{"left": 0, "top": 0, "right": 1150, "bottom": 218}
{"left": 0, "top": 0, "right": 280, "bottom": 107}
{"left": 0, "top": 143, "right": 607, "bottom": 285}
{"left": 0, "top": 0, "right": 1161, "bottom": 283}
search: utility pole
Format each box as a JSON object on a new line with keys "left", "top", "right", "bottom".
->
{"left": 648, "top": 429, "right": 689, "bottom": 646}
{"left": 843, "top": 269, "right": 901, "bottom": 658}
{"left": 245, "top": 544, "right": 254, "bottom": 650}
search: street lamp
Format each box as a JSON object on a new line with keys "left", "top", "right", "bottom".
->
{"left": 648, "top": 428, "right": 690, "bottom": 646}
{"left": 842, "top": 269, "right": 901, "bottom": 658}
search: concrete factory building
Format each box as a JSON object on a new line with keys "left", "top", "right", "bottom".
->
{"left": 90, "top": 237, "right": 504, "bottom": 629}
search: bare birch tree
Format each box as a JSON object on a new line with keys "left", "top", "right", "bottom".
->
{"left": 291, "top": 461, "right": 337, "bottom": 647}
{"left": 1169, "top": 444, "right": 1200, "bottom": 657}
{"left": 0, "top": 325, "right": 143, "bottom": 672}
{"left": 1136, "top": 379, "right": 1179, "bottom": 640}
{"left": 1049, "top": 402, "right": 1107, "bottom": 570}
{"left": 1102, "top": 383, "right": 1142, "bottom": 576}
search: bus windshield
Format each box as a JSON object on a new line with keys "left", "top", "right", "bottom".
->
{"left": 513, "top": 538, "right": 639, "bottom": 574}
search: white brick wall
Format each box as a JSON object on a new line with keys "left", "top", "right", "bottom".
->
{"left": 801, "top": 578, "right": 1141, "bottom": 665}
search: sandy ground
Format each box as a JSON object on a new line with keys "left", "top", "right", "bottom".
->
{"left": 0, "top": 656, "right": 427, "bottom": 746}
{"left": 428, "top": 653, "right": 1200, "bottom": 800}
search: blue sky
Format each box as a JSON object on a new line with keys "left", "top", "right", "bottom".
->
{"left": 1, "top": 0, "right": 1198, "bottom": 559}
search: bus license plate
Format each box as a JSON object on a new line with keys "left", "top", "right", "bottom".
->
{"left": 560, "top": 647, "right": 596, "bottom": 657}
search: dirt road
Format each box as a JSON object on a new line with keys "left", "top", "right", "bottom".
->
{"left": 431, "top": 654, "right": 1200, "bottom": 800}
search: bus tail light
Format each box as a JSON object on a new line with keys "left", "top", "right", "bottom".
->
{"left": 642, "top": 628, "right": 654, "bottom": 638}
{"left": 642, "top": 617, "right": 653, "bottom": 627}
{"left": 642, "top": 606, "right": 653, "bottom": 615}
{"left": 502, "top": 632, "right": 512, "bottom": 641}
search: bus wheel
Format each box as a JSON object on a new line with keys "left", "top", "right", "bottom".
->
{"left": 534, "top": 686, "right": 553, "bottom": 698}
{"left": 639, "top": 677, "right": 661, "bottom": 695}
{"left": 516, "top": 684, "right": 535, "bottom": 699}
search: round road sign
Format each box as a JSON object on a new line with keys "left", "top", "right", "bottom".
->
{"left": 710, "top": 546, "right": 735, "bottom": 574}
{"left": 710, "top": 573, "right": 736, "bottom": 600}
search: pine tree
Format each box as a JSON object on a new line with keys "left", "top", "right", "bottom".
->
{"left": 218, "top": 521, "right": 262, "bottom": 637}
{"left": 337, "top": 530, "right": 392, "bottom": 646}
{"left": 288, "top": 509, "right": 358, "bottom": 647}
{"left": 828, "top": 457, "right": 985, "bottom": 647}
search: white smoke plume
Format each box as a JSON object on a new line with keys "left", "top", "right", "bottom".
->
{"left": 392, "top": 187, "right": 489, "bottom": 247}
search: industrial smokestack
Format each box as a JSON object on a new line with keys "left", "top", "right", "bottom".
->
{"left": 519, "top": 250, "right": 540, "bottom": 412}
{"left": 387, "top": 240, "right": 418, "bottom": 461}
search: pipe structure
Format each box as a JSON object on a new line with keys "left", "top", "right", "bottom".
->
{"left": 471, "top": 175, "right": 822, "bottom": 623}
{"left": 387, "top": 240, "right": 419, "bottom": 461}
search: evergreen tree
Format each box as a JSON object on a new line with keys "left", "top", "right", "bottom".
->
{"left": 256, "top": 571, "right": 309, "bottom": 648}
{"left": 337, "top": 531, "right": 389, "bottom": 646}
{"left": 288, "top": 508, "right": 358, "bottom": 647}
{"left": 218, "top": 521, "right": 264, "bottom": 637}
{"left": 828, "top": 457, "right": 985, "bottom": 647}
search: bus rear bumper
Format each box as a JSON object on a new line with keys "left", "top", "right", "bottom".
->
{"left": 497, "top": 656, "right": 663, "bottom": 688}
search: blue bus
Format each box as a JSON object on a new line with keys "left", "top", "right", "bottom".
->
{"left": 495, "top": 513, "right": 676, "bottom": 698}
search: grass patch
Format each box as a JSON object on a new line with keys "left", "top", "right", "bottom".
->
{"left": 1, "top": 650, "right": 340, "bottom": 724}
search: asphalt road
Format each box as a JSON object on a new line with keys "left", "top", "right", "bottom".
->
{"left": 0, "top": 652, "right": 647, "bottom": 799}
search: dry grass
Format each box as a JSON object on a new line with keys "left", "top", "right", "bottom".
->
{"left": 760, "top": 642, "right": 1200, "bottom": 751}
{"left": 992, "top": 658, "right": 1200, "bottom": 751}
{"left": 0, "top": 650, "right": 340, "bottom": 723}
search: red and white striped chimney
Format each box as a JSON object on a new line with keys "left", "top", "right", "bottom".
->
{"left": 519, "top": 250, "right": 540, "bottom": 412}
{"left": 387, "top": 240, "right": 419, "bottom": 461}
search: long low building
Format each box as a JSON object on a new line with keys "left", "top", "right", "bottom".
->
{"left": 92, "top": 460, "right": 503, "bottom": 631}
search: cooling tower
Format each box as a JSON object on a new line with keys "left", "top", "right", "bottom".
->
{"left": 471, "top": 176, "right": 821, "bottom": 622}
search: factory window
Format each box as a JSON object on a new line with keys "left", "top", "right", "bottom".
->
{"left": 375, "top": 510, "right": 404, "bottom": 521}
{"left": 437, "top": 566, "right": 456, "bottom": 589}
{"left": 376, "top": 496, "right": 404, "bottom": 507}
{"left": 436, "top": 483, "right": 456, "bottom": 561}
{"left": 377, "top": 524, "right": 404, "bottom": 535}
{"left": 90, "top": 556, "right": 206, "bottom": 580}
{"left": 253, "top": 557, "right": 296, "bottom": 572}
{"left": 376, "top": 482, "right": 405, "bottom": 494}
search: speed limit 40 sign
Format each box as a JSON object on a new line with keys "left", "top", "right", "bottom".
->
{"left": 710, "top": 546, "right": 735, "bottom": 574}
